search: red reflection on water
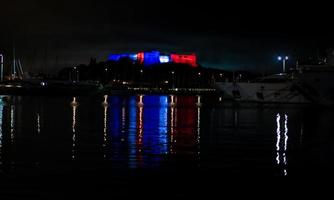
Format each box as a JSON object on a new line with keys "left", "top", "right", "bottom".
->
{"left": 170, "top": 96, "right": 199, "bottom": 155}
{"left": 130, "top": 95, "right": 200, "bottom": 167}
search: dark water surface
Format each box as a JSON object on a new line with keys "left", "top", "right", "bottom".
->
{"left": 0, "top": 95, "right": 333, "bottom": 197}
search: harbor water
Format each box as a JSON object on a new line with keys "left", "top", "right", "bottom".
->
{"left": 0, "top": 95, "right": 333, "bottom": 196}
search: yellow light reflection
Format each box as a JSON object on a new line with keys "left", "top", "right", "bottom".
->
{"left": 170, "top": 101, "right": 175, "bottom": 154}
{"left": 103, "top": 96, "right": 108, "bottom": 158}
{"left": 197, "top": 96, "right": 201, "bottom": 156}
{"left": 138, "top": 95, "right": 144, "bottom": 142}
{"left": 37, "top": 113, "right": 41, "bottom": 134}
{"left": 71, "top": 97, "right": 77, "bottom": 160}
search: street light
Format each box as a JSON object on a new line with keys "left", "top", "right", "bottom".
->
{"left": 104, "top": 68, "right": 109, "bottom": 82}
{"left": 171, "top": 71, "right": 175, "bottom": 89}
{"left": 140, "top": 69, "right": 144, "bottom": 87}
{"left": 278, "top": 56, "right": 289, "bottom": 73}
{"left": 197, "top": 72, "right": 201, "bottom": 88}
{"left": 73, "top": 66, "right": 79, "bottom": 82}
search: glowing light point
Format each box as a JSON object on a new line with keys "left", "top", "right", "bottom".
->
{"left": 159, "top": 55, "right": 170, "bottom": 63}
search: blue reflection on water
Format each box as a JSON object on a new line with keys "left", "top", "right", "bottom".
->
{"left": 159, "top": 97, "right": 168, "bottom": 155}
{"left": 108, "top": 96, "right": 123, "bottom": 163}
{"left": 142, "top": 96, "right": 168, "bottom": 166}
{"left": 109, "top": 96, "right": 121, "bottom": 135}
{"left": 128, "top": 96, "right": 137, "bottom": 168}
{"left": 106, "top": 95, "right": 198, "bottom": 168}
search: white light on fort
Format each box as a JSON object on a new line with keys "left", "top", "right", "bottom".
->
{"left": 159, "top": 56, "right": 170, "bottom": 63}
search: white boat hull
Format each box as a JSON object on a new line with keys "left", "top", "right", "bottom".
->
{"left": 216, "top": 82, "right": 311, "bottom": 104}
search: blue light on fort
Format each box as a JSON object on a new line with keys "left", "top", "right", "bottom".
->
{"left": 108, "top": 53, "right": 137, "bottom": 62}
{"left": 143, "top": 51, "right": 161, "bottom": 66}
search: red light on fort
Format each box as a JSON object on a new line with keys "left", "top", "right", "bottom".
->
{"left": 170, "top": 53, "right": 197, "bottom": 68}
{"left": 137, "top": 52, "right": 144, "bottom": 64}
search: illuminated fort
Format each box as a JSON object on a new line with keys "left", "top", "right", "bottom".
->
{"left": 108, "top": 51, "right": 198, "bottom": 68}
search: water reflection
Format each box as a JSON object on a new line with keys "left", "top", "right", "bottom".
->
{"left": 128, "top": 96, "right": 137, "bottom": 168}
{"left": 37, "top": 113, "right": 41, "bottom": 134}
{"left": 142, "top": 96, "right": 168, "bottom": 156}
{"left": 106, "top": 95, "right": 200, "bottom": 168}
{"left": 0, "top": 95, "right": 196, "bottom": 171}
{"left": 275, "top": 113, "right": 289, "bottom": 176}
{"left": 71, "top": 97, "right": 78, "bottom": 160}
{"left": 103, "top": 95, "right": 108, "bottom": 159}
{"left": 10, "top": 105, "right": 14, "bottom": 143}
{"left": 0, "top": 95, "right": 326, "bottom": 176}
{"left": 197, "top": 96, "right": 201, "bottom": 156}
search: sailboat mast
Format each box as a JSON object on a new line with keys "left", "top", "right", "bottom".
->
{"left": 13, "top": 42, "right": 16, "bottom": 78}
{"left": 0, "top": 54, "right": 3, "bottom": 82}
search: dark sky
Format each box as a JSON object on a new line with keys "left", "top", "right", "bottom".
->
{"left": 0, "top": 0, "right": 333, "bottom": 74}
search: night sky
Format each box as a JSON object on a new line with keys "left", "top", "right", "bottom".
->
{"left": 0, "top": 0, "right": 333, "bottom": 74}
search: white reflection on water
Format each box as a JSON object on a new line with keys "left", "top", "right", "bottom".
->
{"left": 10, "top": 105, "right": 14, "bottom": 143}
{"left": 72, "top": 97, "right": 77, "bottom": 160}
{"left": 37, "top": 113, "right": 41, "bottom": 134}
{"left": 138, "top": 95, "right": 144, "bottom": 155}
{"left": 197, "top": 96, "right": 201, "bottom": 156}
{"left": 121, "top": 106, "right": 126, "bottom": 137}
{"left": 276, "top": 114, "right": 281, "bottom": 164}
{"left": 170, "top": 95, "right": 175, "bottom": 154}
{"left": 138, "top": 104, "right": 143, "bottom": 153}
{"left": 103, "top": 96, "right": 108, "bottom": 159}
{"left": 275, "top": 113, "right": 289, "bottom": 176}
{"left": 284, "top": 114, "right": 288, "bottom": 152}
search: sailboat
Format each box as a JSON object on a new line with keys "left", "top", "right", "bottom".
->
{"left": 0, "top": 45, "right": 100, "bottom": 95}
{"left": 215, "top": 73, "right": 311, "bottom": 104}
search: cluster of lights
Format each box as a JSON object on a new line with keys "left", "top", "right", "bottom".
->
{"left": 278, "top": 56, "right": 289, "bottom": 61}
{"left": 108, "top": 51, "right": 197, "bottom": 67}
{"left": 129, "top": 87, "right": 215, "bottom": 92}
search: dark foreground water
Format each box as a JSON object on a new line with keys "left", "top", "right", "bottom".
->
{"left": 0, "top": 95, "right": 333, "bottom": 197}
